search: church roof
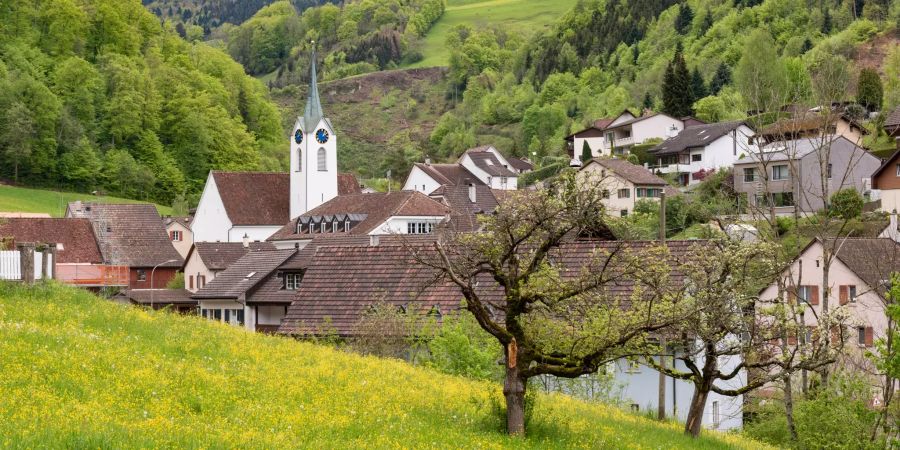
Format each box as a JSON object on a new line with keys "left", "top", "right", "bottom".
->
{"left": 211, "top": 171, "right": 360, "bottom": 226}
{"left": 303, "top": 49, "right": 324, "bottom": 131}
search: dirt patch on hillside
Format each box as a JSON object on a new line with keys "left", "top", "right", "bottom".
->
{"left": 854, "top": 29, "right": 899, "bottom": 74}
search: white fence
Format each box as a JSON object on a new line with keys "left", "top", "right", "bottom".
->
{"left": 0, "top": 250, "right": 53, "bottom": 281}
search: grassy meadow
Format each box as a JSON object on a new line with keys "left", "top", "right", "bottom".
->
{"left": 0, "top": 185, "right": 172, "bottom": 217}
{"left": 0, "top": 282, "right": 770, "bottom": 449}
{"left": 409, "top": 0, "right": 579, "bottom": 68}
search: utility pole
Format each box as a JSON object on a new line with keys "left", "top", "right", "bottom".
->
{"left": 657, "top": 191, "right": 667, "bottom": 421}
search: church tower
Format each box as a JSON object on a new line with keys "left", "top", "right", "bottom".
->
{"left": 290, "top": 47, "right": 338, "bottom": 219}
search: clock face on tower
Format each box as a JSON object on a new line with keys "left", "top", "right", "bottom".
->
{"left": 315, "top": 128, "right": 329, "bottom": 144}
{"left": 294, "top": 129, "right": 303, "bottom": 144}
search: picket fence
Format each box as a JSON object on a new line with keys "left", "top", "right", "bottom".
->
{"left": 0, "top": 250, "right": 52, "bottom": 281}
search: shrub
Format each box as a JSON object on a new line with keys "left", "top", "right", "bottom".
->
{"left": 830, "top": 188, "right": 864, "bottom": 220}
{"left": 426, "top": 311, "right": 502, "bottom": 381}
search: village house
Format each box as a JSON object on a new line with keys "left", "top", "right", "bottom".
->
{"left": 885, "top": 107, "right": 900, "bottom": 138}
{"left": 191, "top": 52, "right": 361, "bottom": 243}
{"left": 277, "top": 238, "right": 742, "bottom": 431}
{"left": 758, "top": 238, "right": 900, "bottom": 382}
{"left": 119, "top": 288, "right": 196, "bottom": 313}
{"left": 267, "top": 191, "right": 450, "bottom": 249}
{"left": 732, "top": 136, "right": 880, "bottom": 215}
{"left": 0, "top": 217, "right": 120, "bottom": 287}
{"left": 191, "top": 248, "right": 298, "bottom": 332}
{"left": 577, "top": 158, "right": 677, "bottom": 217}
{"left": 182, "top": 239, "right": 276, "bottom": 292}
{"left": 648, "top": 121, "right": 756, "bottom": 186}
{"left": 506, "top": 156, "right": 534, "bottom": 174}
{"left": 403, "top": 145, "right": 519, "bottom": 194}
{"left": 164, "top": 215, "right": 193, "bottom": 259}
{"left": 565, "top": 110, "right": 701, "bottom": 161}
{"left": 66, "top": 202, "right": 183, "bottom": 289}
{"left": 870, "top": 142, "right": 900, "bottom": 213}
{"left": 428, "top": 183, "right": 503, "bottom": 232}
{"left": 754, "top": 112, "right": 868, "bottom": 146}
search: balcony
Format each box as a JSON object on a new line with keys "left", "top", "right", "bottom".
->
{"left": 56, "top": 264, "right": 130, "bottom": 287}
{"left": 650, "top": 163, "right": 690, "bottom": 174}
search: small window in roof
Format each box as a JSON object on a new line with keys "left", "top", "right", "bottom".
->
{"left": 486, "top": 159, "right": 494, "bottom": 165}
{"left": 245, "top": 272, "right": 256, "bottom": 279}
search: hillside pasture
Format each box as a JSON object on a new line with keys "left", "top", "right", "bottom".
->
{"left": 0, "top": 185, "right": 172, "bottom": 217}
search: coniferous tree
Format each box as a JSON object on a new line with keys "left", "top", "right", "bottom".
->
{"left": 709, "top": 63, "right": 732, "bottom": 95}
{"left": 675, "top": 4, "right": 694, "bottom": 34}
{"left": 580, "top": 140, "right": 592, "bottom": 164}
{"left": 699, "top": 10, "right": 713, "bottom": 35}
{"left": 822, "top": 8, "right": 832, "bottom": 34}
{"left": 662, "top": 47, "right": 694, "bottom": 117}
{"left": 857, "top": 68, "right": 883, "bottom": 111}
{"left": 691, "top": 68, "right": 708, "bottom": 100}
{"left": 642, "top": 92, "right": 653, "bottom": 110}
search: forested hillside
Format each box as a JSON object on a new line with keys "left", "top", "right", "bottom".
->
{"left": 0, "top": 0, "right": 285, "bottom": 204}
{"left": 142, "top": 0, "right": 331, "bottom": 35}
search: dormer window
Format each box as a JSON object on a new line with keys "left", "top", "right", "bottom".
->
{"left": 320, "top": 222, "right": 326, "bottom": 233}
{"left": 307, "top": 223, "right": 313, "bottom": 234}
{"left": 284, "top": 273, "right": 302, "bottom": 290}
{"left": 344, "top": 220, "right": 350, "bottom": 232}
{"left": 297, "top": 223, "right": 304, "bottom": 234}
{"left": 332, "top": 221, "right": 338, "bottom": 233}
{"left": 245, "top": 272, "right": 256, "bottom": 279}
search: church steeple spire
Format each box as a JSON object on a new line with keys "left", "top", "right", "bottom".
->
{"left": 304, "top": 43, "right": 323, "bottom": 130}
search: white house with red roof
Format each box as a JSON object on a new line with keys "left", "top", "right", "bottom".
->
{"left": 403, "top": 145, "right": 519, "bottom": 194}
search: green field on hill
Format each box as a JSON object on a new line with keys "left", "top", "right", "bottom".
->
{"left": 0, "top": 185, "right": 172, "bottom": 218}
{"left": 409, "top": 0, "right": 579, "bottom": 68}
{"left": 0, "top": 282, "right": 769, "bottom": 448}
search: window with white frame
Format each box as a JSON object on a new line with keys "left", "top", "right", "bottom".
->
{"left": 712, "top": 401, "right": 720, "bottom": 428}
{"left": 798, "top": 285, "right": 812, "bottom": 303}
{"left": 772, "top": 164, "right": 789, "bottom": 180}
{"left": 317, "top": 148, "right": 327, "bottom": 171}
{"left": 858, "top": 326, "right": 866, "bottom": 346}
{"left": 743, "top": 168, "right": 755, "bottom": 182}
{"left": 618, "top": 188, "right": 630, "bottom": 198}
{"left": 285, "top": 273, "right": 302, "bottom": 290}
{"left": 848, "top": 285, "right": 857, "bottom": 302}
{"left": 691, "top": 153, "right": 702, "bottom": 162}
{"left": 296, "top": 223, "right": 304, "bottom": 234}
{"left": 320, "top": 222, "right": 326, "bottom": 233}
{"left": 201, "top": 308, "right": 244, "bottom": 326}
{"left": 344, "top": 220, "right": 350, "bottom": 232}
{"left": 407, "top": 222, "right": 435, "bottom": 234}
{"left": 170, "top": 230, "right": 182, "bottom": 241}
{"left": 332, "top": 221, "right": 338, "bottom": 233}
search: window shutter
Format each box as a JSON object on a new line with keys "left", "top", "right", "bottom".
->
{"left": 787, "top": 334, "right": 797, "bottom": 346}
{"left": 169, "top": 231, "right": 175, "bottom": 240}
{"left": 189, "top": 275, "right": 194, "bottom": 290}
{"left": 865, "top": 327, "right": 874, "bottom": 347}
{"left": 787, "top": 289, "right": 796, "bottom": 303}
{"left": 810, "top": 286, "right": 819, "bottom": 305}
{"left": 839, "top": 285, "right": 848, "bottom": 305}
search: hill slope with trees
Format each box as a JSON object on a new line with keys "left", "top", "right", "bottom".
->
{"left": 0, "top": 0, "right": 286, "bottom": 204}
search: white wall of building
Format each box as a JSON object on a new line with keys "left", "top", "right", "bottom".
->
{"left": 631, "top": 115, "right": 683, "bottom": 144}
{"left": 192, "top": 173, "right": 233, "bottom": 243}
{"left": 166, "top": 221, "right": 193, "bottom": 259}
{"left": 228, "top": 226, "right": 283, "bottom": 243}
{"left": 373, "top": 216, "right": 447, "bottom": 235}
{"left": 183, "top": 248, "right": 216, "bottom": 293}
{"left": 402, "top": 166, "right": 443, "bottom": 194}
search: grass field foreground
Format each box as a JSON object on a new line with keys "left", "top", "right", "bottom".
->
{"left": 0, "top": 282, "right": 770, "bottom": 449}
{"left": 0, "top": 185, "right": 172, "bottom": 217}
{"left": 409, "top": 0, "right": 579, "bottom": 68}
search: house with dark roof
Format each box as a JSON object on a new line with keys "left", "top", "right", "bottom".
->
{"left": 566, "top": 111, "right": 692, "bottom": 162}
{"left": 277, "top": 238, "right": 743, "bottom": 431}
{"left": 0, "top": 217, "right": 122, "bottom": 287}
{"left": 267, "top": 191, "right": 450, "bottom": 249}
{"left": 191, "top": 248, "right": 298, "bottom": 332}
{"left": 732, "top": 136, "right": 880, "bottom": 214}
{"left": 885, "top": 106, "right": 900, "bottom": 138}
{"left": 192, "top": 54, "right": 362, "bottom": 243}
{"left": 164, "top": 215, "right": 193, "bottom": 259}
{"left": 182, "top": 240, "right": 276, "bottom": 292}
{"left": 577, "top": 158, "right": 677, "bottom": 217}
{"left": 759, "top": 238, "right": 900, "bottom": 371}
{"left": 119, "top": 288, "right": 196, "bottom": 313}
{"left": 507, "top": 157, "right": 534, "bottom": 174}
{"left": 648, "top": 121, "right": 756, "bottom": 186}
{"left": 565, "top": 111, "right": 635, "bottom": 159}
{"left": 871, "top": 140, "right": 900, "bottom": 213}
{"left": 402, "top": 146, "right": 519, "bottom": 194}
{"left": 427, "top": 183, "right": 502, "bottom": 232}
{"left": 66, "top": 202, "right": 183, "bottom": 289}
{"left": 754, "top": 112, "right": 867, "bottom": 146}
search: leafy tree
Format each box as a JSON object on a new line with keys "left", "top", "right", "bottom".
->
{"left": 857, "top": 68, "right": 883, "bottom": 111}
{"left": 735, "top": 29, "right": 788, "bottom": 113}
{"left": 709, "top": 63, "right": 732, "bottom": 95}
{"left": 1, "top": 102, "right": 35, "bottom": 183}
{"left": 662, "top": 47, "right": 693, "bottom": 117}
{"left": 426, "top": 311, "right": 502, "bottom": 381}
{"left": 829, "top": 188, "right": 864, "bottom": 219}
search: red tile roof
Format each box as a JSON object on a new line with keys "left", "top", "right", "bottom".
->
{"left": 0, "top": 218, "right": 102, "bottom": 264}
{"left": 463, "top": 148, "right": 518, "bottom": 177}
{"left": 212, "top": 171, "right": 361, "bottom": 226}
{"left": 268, "top": 191, "right": 450, "bottom": 241}
{"left": 278, "top": 239, "right": 705, "bottom": 336}
{"left": 66, "top": 203, "right": 182, "bottom": 268}
{"left": 122, "top": 289, "right": 195, "bottom": 305}
{"left": 187, "top": 241, "right": 277, "bottom": 271}
{"left": 192, "top": 249, "right": 296, "bottom": 299}
{"left": 582, "top": 158, "right": 670, "bottom": 186}
{"left": 412, "top": 163, "right": 484, "bottom": 186}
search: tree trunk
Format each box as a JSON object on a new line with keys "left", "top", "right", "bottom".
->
{"left": 685, "top": 384, "right": 710, "bottom": 437}
{"left": 783, "top": 374, "right": 798, "bottom": 441}
{"left": 504, "top": 365, "right": 526, "bottom": 436}
{"left": 504, "top": 340, "right": 526, "bottom": 436}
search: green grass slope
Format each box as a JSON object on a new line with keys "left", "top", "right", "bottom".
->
{"left": 0, "top": 282, "right": 769, "bottom": 449}
{"left": 409, "top": 0, "right": 579, "bottom": 68}
{"left": 0, "top": 185, "right": 172, "bottom": 218}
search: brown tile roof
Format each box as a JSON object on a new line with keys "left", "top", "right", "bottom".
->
{"left": 885, "top": 106, "right": 900, "bottom": 135}
{"left": 0, "top": 218, "right": 103, "bottom": 264}
{"left": 268, "top": 191, "right": 450, "bottom": 241}
{"left": 187, "top": 241, "right": 277, "bottom": 271}
{"left": 122, "top": 289, "right": 196, "bottom": 305}
{"left": 192, "top": 249, "right": 296, "bottom": 299}
{"left": 278, "top": 239, "right": 704, "bottom": 336}
{"left": 507, "top": 157, "right": 533, "bottom": 172}
{"left": 164, "top": 216, "right": 192, "bottom": 228}
{"left": 246, "top": 271, "right": 299, "bottom": 304}
{"left": 830, "top": 238, "right": 900, "bottom": 297}
{"left": 649, "top": 121, "right": 748, "bottom": 156}
{"left": 464, "top": 148, "right": 518, "bottom": 177}
{"left": 582, "top": 158, "right": 670, "bottom": 186}
{"left": 66, "top": 203, "right": 182, "bottom": 268}
{"left": 212, "top": 171, "right": 361, "bottom": 226}
{"left": 429, "top": 184, "right": 500, "bottom": 232}
{"left": 412, "top": 163, "right": 484, "bottom": 186}
{"left": 757, "top": 113, "right": 867, "bottom": 139}
{"left": 338, "top": 173, "right": 363, "bottom": 195}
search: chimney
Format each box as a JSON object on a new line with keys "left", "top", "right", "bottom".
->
{"left": 242, "top": 233, "right": 249, "bottom": 248}
{"left": 425, "top": 157, "right": 431, "bottom": 165}
{"left": 468, "top": 183, "right": 476, "bottom": 203}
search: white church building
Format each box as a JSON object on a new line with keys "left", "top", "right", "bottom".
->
{"left": 192, "top": 51, "right": 359, "bottom": 243}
